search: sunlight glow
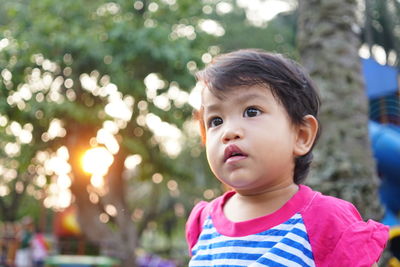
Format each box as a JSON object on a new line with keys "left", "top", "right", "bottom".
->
{"left": 167, "top": 83, "right": 189, "bottom": 108}
{"left": 1, "top": 69, "right": 12, "bottom": 81}
{"left": 198, "top": 19, "right": 225, "bottom": 37}
{"left": 103, "top": 120, "right": 119, "bottom": 134}
{"left": 80, "top": 73, "right": 98, "bottom": 92}
{"left": 162, "top": 0, "right": 176, "bottom": 5}
{"left": 4, "top": 142, "right": 20, "bottom": 157}
{"left": 7, "top": 121, "right": 33, "bottom": 144}
{"left": 46, "top": 119, "right": 67, "bottom": 140}
{"left": 145, "top": 73, "right": 165, "bottom": 99}
{"left": 105, "top": 97, "right": 133, "bottom": 121}
{"left": 35, "top": 151, "right": 50, "bottom": 163}
{"left": 0, "top": 185, "right": 10, "bottom": 197}
{"left": 90, "top": 174, "right": 104, "bottom": 188}
{"left": 45, "top": 156, "right": 71, "bottom": 176}
{"left": 35, "top": 147, "right": 73, "bottom": 209}
{"left": 18, "top": 128, "right": 33, "bottom": 144}
{"left": 34, "top": 175, "right": 47, "bottom": 187}
{"left": 387, "top": 50, "right": 397, "bottom": 66}
{"left": 96, "top": 2, "right": 121, "bottom": 16}
{"left": 124, "top": 154, "right": 142, "bottom": 169}
{"left": 0, "top": 38, "right": 10, "bottom": 51}
{"left": 105, "top": 204, "right": 117, "bottom": 217}
{"left": 188, "top": 82, "right": 203, "bottom": 110}
{"left": 82, "top": 147, "right": 114, "bottom": 176}
{"left": 9, "top": 121, "right": 22, "bottom": 135}
{"left": 171, "top": 24, "right": 196, "bottom": 40}
{"left": 371, "top": 45, "right": 387, "bottom": 65}
{"left": 359, "top": 44, "right": 370, "bottom": 59}
{"left": 216, "top": 2, "right": 233, "bottom": 15}
{"left": 42, "top": 59, "right": 58, "bottom": 72}
{"left": 237, "top": 0, "right": 295, "bottom": 27}
{"left": 57, "top": 174, "right": 72, "bottom": 189}
{"left": 0, "top": 115, "right": 8, "bottom": 127}
{"left": 3, "top": 169, "right": 17, "bottom": 182}
{"left": 153, "top": 93, "right": 171, "bottom": 111}
{"left": 44, "top": 190, "right": 72, "bottom": 210}
{"left": 145, "top": 113, "right": 183, "bottom": 157}
{"left": 57, "top": 146, "right": 70, "bottom": 160}
{"left": 96, "top": 129, "right": 120, "bottom": 154}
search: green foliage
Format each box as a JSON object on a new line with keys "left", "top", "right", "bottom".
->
{"left": 363, "top": 0, "right": 400, "bottom": 65}
{"left": 0, "top": 0, "right": 301, "bottom": 260}
{"left": 210, "top": 1, "right": 298, "bottom": 57}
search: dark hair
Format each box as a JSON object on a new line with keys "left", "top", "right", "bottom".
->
{"left": 196, "top": 49, "right": 321, "bottom": 184}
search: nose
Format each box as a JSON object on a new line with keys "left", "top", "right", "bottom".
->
{"left": 222, "top": 123, "right": 243, "bottom": 144}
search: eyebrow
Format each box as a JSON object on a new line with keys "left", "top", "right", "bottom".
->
{"left": 202, "top": 103, "right": 220, "bottom": 113}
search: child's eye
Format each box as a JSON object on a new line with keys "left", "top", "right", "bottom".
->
{"left": 244, "top": 107, "right": 261, "bottom": 117}
{"left": 208, "top": 117, "right": 223, "bottom": 128}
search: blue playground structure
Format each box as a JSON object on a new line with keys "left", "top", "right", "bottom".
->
{"left": 362, "top": 58, "right": 400, "bottom": 225}
{"left": 363, "top": 58, "right": 400, "bottom": 264}
{"left": 369, "top": 121, "right": 400, "bottom": 225}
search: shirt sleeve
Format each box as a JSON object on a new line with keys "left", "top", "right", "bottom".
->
{"left": 185, "top": 201, "right": 209, "bottom": 256}
{"left": 302, "top": 191, "right": 390, "bottom": 266}
{"left": 327, "top": 219, "right": 389, "bottom": 267}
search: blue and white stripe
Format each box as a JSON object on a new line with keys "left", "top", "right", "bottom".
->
{"left": 189, "top": 213, "right": 315, "bottom": 267}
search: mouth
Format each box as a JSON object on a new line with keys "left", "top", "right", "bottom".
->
{"left": 224, "top": 144, "right": 248, "bottom": 162}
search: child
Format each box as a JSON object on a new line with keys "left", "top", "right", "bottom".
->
{"left": 185, "top": 49, "right": 389, "bottom": 266}
{"left": 30, "top": 228, "right": 48, "bottom": 267}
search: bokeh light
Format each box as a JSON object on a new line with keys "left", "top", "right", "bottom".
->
{"left": 82, "top": 147, "right": 114, "bottom": 176}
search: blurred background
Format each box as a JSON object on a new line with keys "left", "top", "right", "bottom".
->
{"left": 0, "top": 0, "right": 399, "bottom": 266}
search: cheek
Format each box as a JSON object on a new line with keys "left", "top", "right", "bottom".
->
{"left": 205, "top": 140, "right": 218, "bottom": 168}
{"left": 205, "top": 141, "right": 213, "bottom": 162}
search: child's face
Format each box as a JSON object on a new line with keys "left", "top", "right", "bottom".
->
{"left": 202, "top": 85, "right": 302, "bottom": 195}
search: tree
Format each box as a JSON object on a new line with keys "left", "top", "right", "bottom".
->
{"left": 297, "top": 0, "right": 382, "bottom": 219}
{"left": 1, "top": 0, "right": 318, "bottom": 265}
{"left": 0, "top": 0, "right": 221, "bottom": 265}
{"left": 363, "top": 0, "right": 400, "bottom": 65}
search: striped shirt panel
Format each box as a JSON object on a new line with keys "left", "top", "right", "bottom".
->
{"left": 189, "top": 213, "right": 315, "bottom": 267}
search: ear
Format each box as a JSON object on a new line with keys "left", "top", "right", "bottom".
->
{"left": 293, "top": 115, "right": 319, "bottom": 156}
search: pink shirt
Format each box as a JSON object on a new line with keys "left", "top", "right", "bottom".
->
{"left": 186, "top": 185, "right": 389, "bottom": 266}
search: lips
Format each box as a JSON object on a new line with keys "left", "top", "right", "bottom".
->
{"left": 224, "top": 144, "right": 248, "bottom": 162}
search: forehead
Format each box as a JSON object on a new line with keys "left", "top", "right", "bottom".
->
{"left": 201, "top": 84, "right": 276, "bottom": 108}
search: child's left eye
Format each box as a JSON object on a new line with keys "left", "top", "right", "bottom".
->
{"left": 244, "top": 107, "right": 261, "bottom": 117}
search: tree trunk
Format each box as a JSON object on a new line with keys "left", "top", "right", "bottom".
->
{"left": 66, "top": 124, "right": 114, "bottom": 241}
{"left": 297, "top": 0, "right": 383, "bottom": 220}
{"left": 66, "top": 123, "right": 137, "bottom": 267}
{"left": 102, "top": 148, "right": 138, "bottom": 267}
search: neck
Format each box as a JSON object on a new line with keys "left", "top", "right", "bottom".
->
{"left": 224, "top": 183, "right": 299, "bottom": 222}
{"left": 235, "top": 183, "right": 299, "bottom": 201}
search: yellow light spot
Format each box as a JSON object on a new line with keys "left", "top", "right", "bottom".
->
{"left": 90, "top": 174, "right": 104, "bottom": 188}
{"left": 82, "top": 147, "right": 113, "bottom": 175}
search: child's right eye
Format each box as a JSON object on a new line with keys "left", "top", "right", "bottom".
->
{"left": 208, "top": 117, "right": 223, "bottom": 128}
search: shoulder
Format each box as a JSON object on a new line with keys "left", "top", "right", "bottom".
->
{"left": 303, "top": 189, "right": 363, "bottom": 223}
{"left": 185, "top": 193, "right": 228, "bottom": 255}
{"left": 300, "top": 187, "right": 389, "bottom": 266}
